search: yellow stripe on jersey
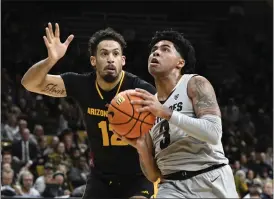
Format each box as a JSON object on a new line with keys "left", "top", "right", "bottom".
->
{"left": 95, "top": 71, "right": 125, "bottom": 100}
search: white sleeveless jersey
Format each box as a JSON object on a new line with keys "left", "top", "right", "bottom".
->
{"left": 150, "top": 74, "right": 228, "bottom": 175}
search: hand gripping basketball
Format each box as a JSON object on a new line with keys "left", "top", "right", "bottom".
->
{"left": 107, "top": 90, "right": 156, "bottom": 138}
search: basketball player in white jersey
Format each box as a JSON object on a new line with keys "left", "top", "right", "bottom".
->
{"left": 122, "top": 30, "right": 239, "bottom": 198}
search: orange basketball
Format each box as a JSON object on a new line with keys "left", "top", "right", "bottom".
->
{"left": 108, "top": 89, "right": 156, "bottom": 138}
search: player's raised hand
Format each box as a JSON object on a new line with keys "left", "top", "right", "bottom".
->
{"left": 43, "top": 22, "right": 74, "bottom": 64}
{"left": 130, "top": 88, "right": 173, "bottom": 120}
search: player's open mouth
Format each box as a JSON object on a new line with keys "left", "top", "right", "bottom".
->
{"left": 105, "top": 65, "right": 116, "bottom": 71}
{"left": 150, "top": 58, "right": 159, "bottom": 64}
{"left": 150, "top": 58, "right": 159, "bottom": 66}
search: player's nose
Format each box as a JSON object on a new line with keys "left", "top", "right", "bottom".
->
{"left": 153, "top": 50, "right": 160, "bottom": 57}
{"left": 107, "top": 54, "right": 115, "bottom": 63}
{"left": 107, "top": 59, "right": 114, "bottom": 64}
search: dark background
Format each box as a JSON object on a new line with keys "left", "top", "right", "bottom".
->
{"left": 1, "top": 1, "right": 273, "bottom": 198}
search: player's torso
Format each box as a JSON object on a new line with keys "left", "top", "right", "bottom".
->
{"left": 150, "top": 74, "right": 228, "bottom": 175}
{"left": 78, "top": 71, "right": 143, "bottom": 175}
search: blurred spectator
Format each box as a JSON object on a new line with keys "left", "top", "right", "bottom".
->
{"left": 47, "top": 136, "right": 60, "bottom": 154}
{"left": 1, "top": 170, "right": 17, "bottom": 197}
{"left": 240, "top": 153, "right": 249, "bottom": 173}
{"left": 235, "top": 170, "right": 249, "bottom": 198}
{"left": 243, "top": 178, "right": 263, "bottom": 199}
{"left": 246, "top": 170, "right": 255, "bottom": 185}
{"left": 2, "top": 114, "right": 19, "bottom": 141}
{"left": 34, "top": 162, "right": 54, "bottom": 195}
{"left": 67, "top": 156, "right": 89, "bottom": 189}
{"left": 1, "top": 1, "right": 272, "bottom": 198}
{"left": 265, "top": 148, "right": 273, "bottom": 169}
{"left": 239, "top": 113, "right": 256, "bottom": 137}
{"left": 233, "top": 160, "right": 242, "bottom": 173}
{"left": 259, "top": 153, "right": 273, "bottom": 178}
{"left": 1, "top": 152, "right": 21, "bottom": 175}
{"left": 42, "top": 171, "right": 70, "bottom": 197}
{"left": 14, "top": 170, "right": 40, "bottom": 197}
{"left": 61, "top": 130, "right": 77, "bottom": 157}
{"left": 222, "top": 98, "right": 240, "bottom": 125}
{"left": 12, "top": 128, "right": 37, "bottom": 167}
{"left": 261, "top": 181, "right": 273, "bottom": 199}
{"left": 32, "top": 124, "right": 45, "bottom": 145}
{"left": 37, "top": 136, "right": 51, "bottom": 160}
{"left": 47, "top": 142, "right": 72, "bottom": 169}
{"left": 56, "top": 164, "right": 72, "bottom": 192}
{"left": 2, "top": 153, "right": 12, "bottom": 165}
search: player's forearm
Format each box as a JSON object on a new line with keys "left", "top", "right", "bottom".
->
{"left": 138, "top": 152, "right": 161, "bottom": 182}
{"left": 168, "top": 111, "right": 222, "bottom": 145}
{"left": 21, "top": 58, "right": 56, "bottom": 89}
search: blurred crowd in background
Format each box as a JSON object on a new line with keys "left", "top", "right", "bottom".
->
{"left": 1, "top": 1, "right": 273, "bottom": 198}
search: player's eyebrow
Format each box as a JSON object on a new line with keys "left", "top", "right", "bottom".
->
{"left": 100, "top": 48, "right": 120, "bottom": 52}
{"left": 151, "top": 44, "right": 171, "bottom": 52}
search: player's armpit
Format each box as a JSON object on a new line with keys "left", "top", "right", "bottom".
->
{"left": 32, "top": 75, "right": 67, "bottom": 97}
{"left": 187, "top": 76, "right": 221, "bottom": 118}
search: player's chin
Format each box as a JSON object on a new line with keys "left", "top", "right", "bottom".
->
{"left": 148, "top": 67, "right": 160, "bottom": 77}
{"left": 103, "top": 73, "right": 118, "bottom": 83}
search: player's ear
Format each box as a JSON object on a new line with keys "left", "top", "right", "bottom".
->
{"left": 121, "top": 55, "right": 126, "bottom": 67}
{"left": 176, "top": 58, "right": 185, "bottom": 70}
{"left": 90, "top": 56, "right": 96, "bottom": 68}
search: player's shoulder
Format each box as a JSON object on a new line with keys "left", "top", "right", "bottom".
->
{"left": 124, "top": 71, "right": 144, "bottom": 85}
{"left": 124, "top": 71, "right": 140, "bottom": 80}
{"left": 60, "top": 71, "right": 95, "bottom": 83}
{"left": 187, "top": 74, "right": 212, "bottom": 87}
{"left": 124, "top": 71, "right": 156, "bottom": 94}
{"left": 187, "top": 74, "right": 215, "bottom": 97}
{"left": 61, "top": 71, "right": 95, "bottom": 78}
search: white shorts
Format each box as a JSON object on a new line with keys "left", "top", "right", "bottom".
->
{"left": 156, "top": 165, "right": 239, "bottom": 198}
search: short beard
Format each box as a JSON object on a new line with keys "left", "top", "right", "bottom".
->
{"left": 102, "top": 74, "right": 118, "bottom": 83}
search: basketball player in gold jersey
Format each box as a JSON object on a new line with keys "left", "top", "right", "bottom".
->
{"left": 21, "top": 22, "right": 156, "bottom": 198}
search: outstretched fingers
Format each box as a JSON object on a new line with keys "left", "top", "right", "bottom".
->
{"left": 55, "top": 23, "right": 60, "bottom": 38}
{"left": 44, "top": 22, "right": 74, "bottom": 46}
{"left": 48, "top": 22, "right": 55, "bottom": 38}
{"left": 45, "top": 27, "right": 53, "bottom": 43}
{"left": 64, "top": 35, "right": 74, "bottom": 46}
{"left": 43, "top": 36, "right": 50, "bottom": 48}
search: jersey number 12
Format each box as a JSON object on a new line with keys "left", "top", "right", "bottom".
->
{"left": 98, "top": 121, "right": 128, "bottom": 146}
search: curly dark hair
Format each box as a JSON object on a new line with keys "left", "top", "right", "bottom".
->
{"left": 148, "top": 30, "right": 196, "bottom": 74}
{"left": 88, "top": 27, "right": 127, "bottom": 56}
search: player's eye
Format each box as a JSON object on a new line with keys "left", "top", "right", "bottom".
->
{"left": 113, "top": 51, "right": 119, "bottom": 56}
{"left": 151, "top": 48, "right": 156, "bottom": 53}
{"left": 101, "top": 52, "right": 108, "bottom": 56}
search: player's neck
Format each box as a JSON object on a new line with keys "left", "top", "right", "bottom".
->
{"left": 96, "top": 71, "right": 123, "bottom": 91}
{"left": 155, "top": 73, "right": 182, "bottom": 101}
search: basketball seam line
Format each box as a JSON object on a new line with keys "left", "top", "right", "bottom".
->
{"left": 108, "top": 103, "right": 135, "bottom": 125}
{"left": 108, "top": 101, "right": 154, "bottom": 126}
{"left": 122, "top": 93, "right": 142, "bottom": 136}
{"left": 139, "top": 111, "right": 152, "bottom": 136}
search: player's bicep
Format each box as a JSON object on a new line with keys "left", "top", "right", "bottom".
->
{"left": 187, "top": 76, "right": 221, "bottom": 118}
{"left": 36, "top": 75, "right": 67, "bottom": 97}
